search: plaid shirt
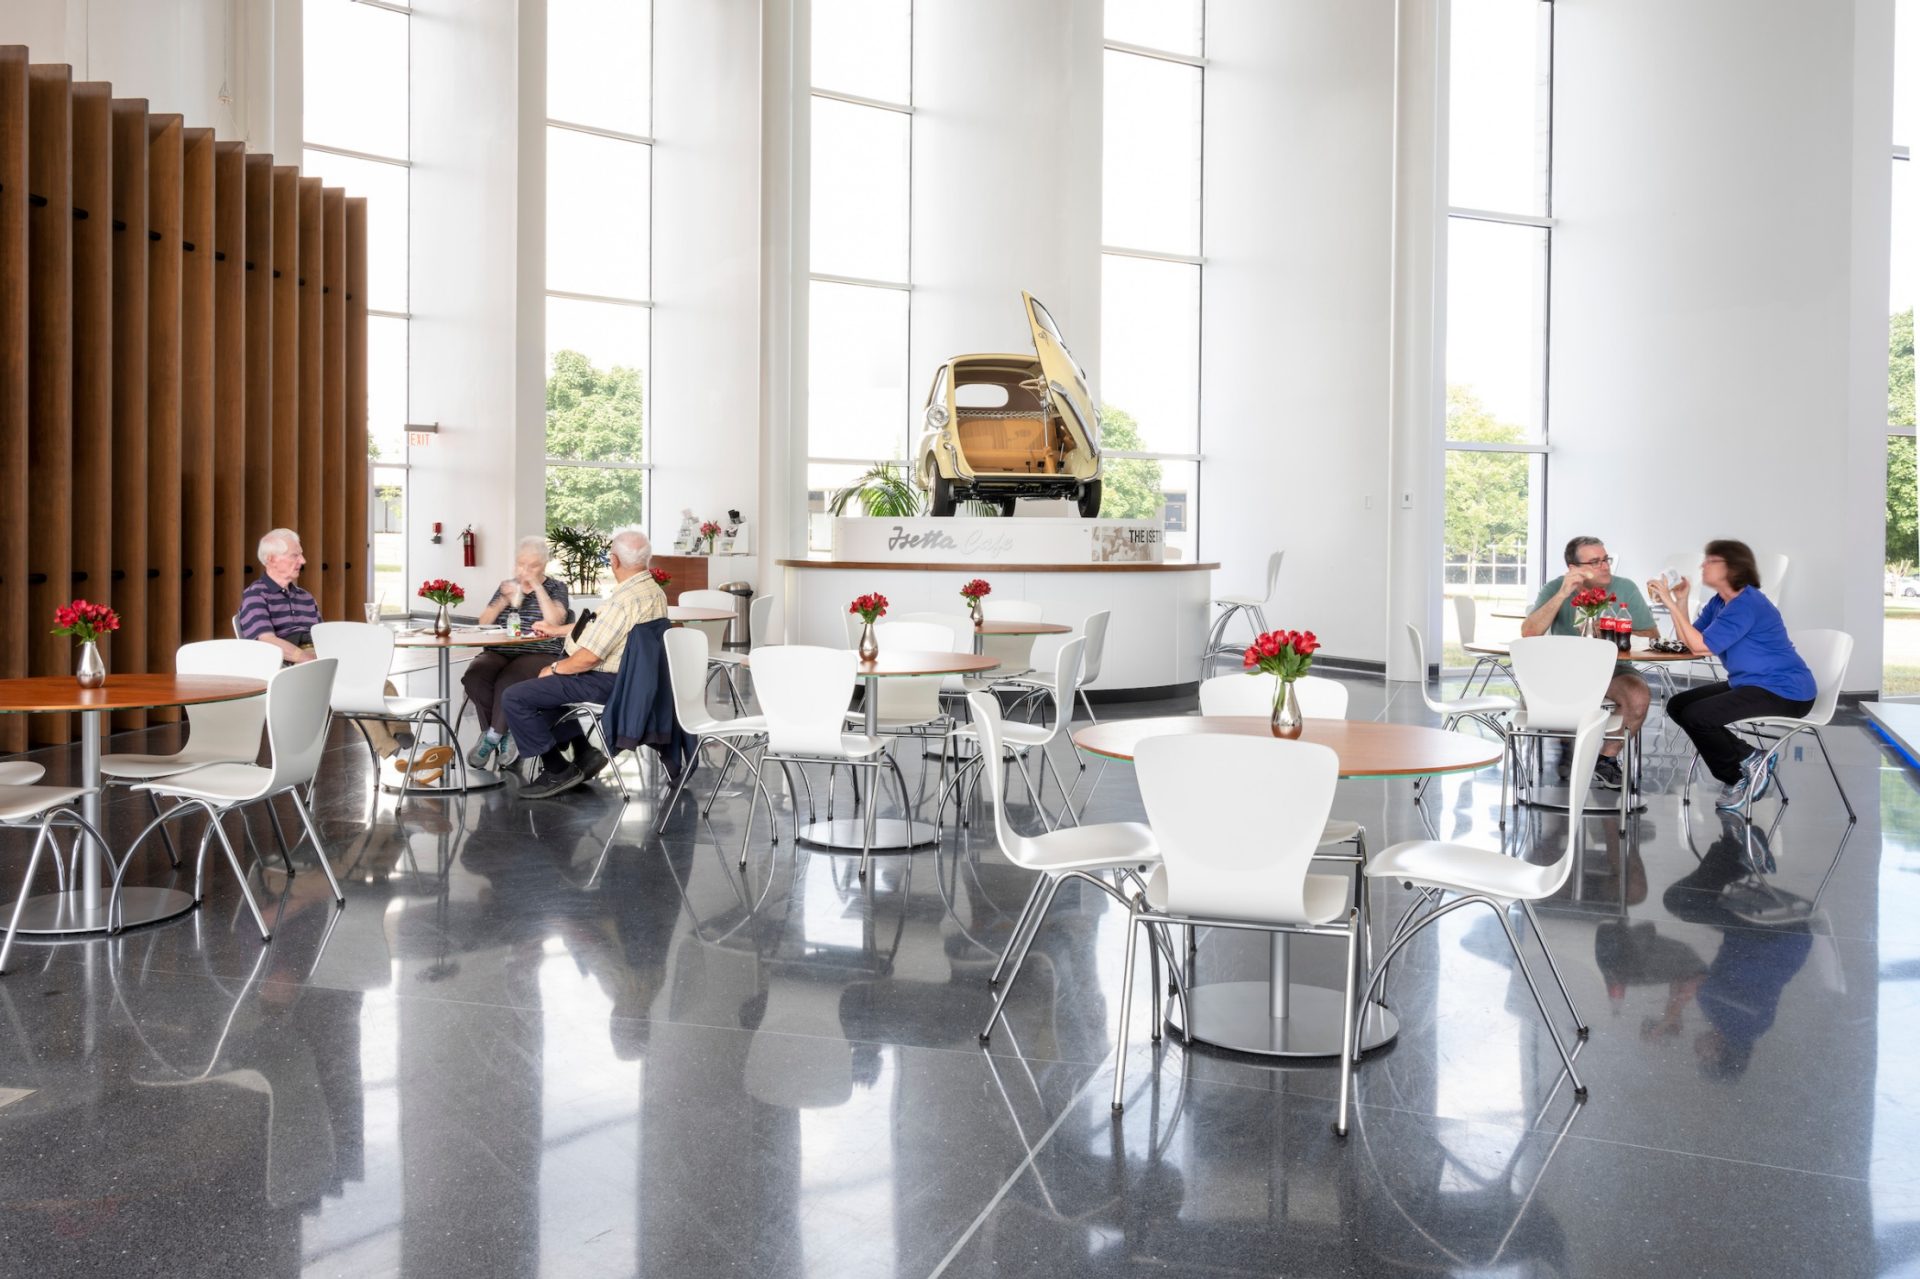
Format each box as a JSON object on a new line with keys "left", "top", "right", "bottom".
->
{"left": 237, "top": 575, "right": 324, "bottom": 644}
{"left": 567, "top": 572, "right": 667, "bottom": 674}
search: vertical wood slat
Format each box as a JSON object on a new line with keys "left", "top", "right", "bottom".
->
{"left": 0, "top": 49, "right": 30, "bottom": 753}
{"left": 180, "top": 129, "right": 214, "bottom": 645}
{"left": 70, "top": 83, "right": 112, "bottom": 681}
{"left": 322, "top": 187, "right": 346, "bottom": 621}
{"left": 145, "top": 114, "right": 183, "bottom": 721}
{"left": 243, "top": 154, "right": 273, "bottom": 597}
{"left": 297, "top": 177, "right": 323, "bottom": 603}
{"left": 270, "top": 166, "right": 297, "bottom": 533}
{"left": 212, "top": 142, "right": 246, "bottom": 631}
{"left": 109, "top": 98, "right": 148, "bottom": 731}
{"left": 344, "top": 198, "right": 369, "bottom": 620}
{"left": 26, "top": 65, "right": 72, "bottom": 745}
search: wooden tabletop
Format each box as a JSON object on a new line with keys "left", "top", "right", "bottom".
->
{"left": 669, "top": 606, "right": 736, "bottom": 623}
{"left": 975, "top": 620, "right": 1073, "bottom": 637}
{"left": 0, "top": 674, "right": 267, "bottom": 714}
{"left": 1071, "top": 716, "right": 1503, "bottom": 778}
{"left": 393, "top": 629, "right": 556, "bottom": 649}
{"left": 777, "top": 558, "right": 1220, "bottom": 574}
{"left": 743, "top": 650, "right": 1002, "bottom": 679}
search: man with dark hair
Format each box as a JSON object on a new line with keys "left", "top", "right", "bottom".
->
{"left": 1520, "top": 535, "right": 1657, "bottom": 790}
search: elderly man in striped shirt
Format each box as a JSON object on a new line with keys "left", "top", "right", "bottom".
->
{"left": 239, "top": 527, "right": 402, "bottom": 757}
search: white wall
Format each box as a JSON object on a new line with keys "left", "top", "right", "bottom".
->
{"left": 1548, "top": 0, "right": 1896, "bottom": 688}
{"left": 1199, "top": 0, "right": 1398, "bottom": 666}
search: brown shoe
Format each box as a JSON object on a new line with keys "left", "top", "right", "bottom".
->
{"left": 398, "top": 744, "right": 456, "bottom": 786}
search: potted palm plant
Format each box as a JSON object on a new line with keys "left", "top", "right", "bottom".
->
{"left": 828, "top": 462, "right": 925, "bottom": 518}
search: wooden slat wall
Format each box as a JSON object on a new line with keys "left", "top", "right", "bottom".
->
{"left": 0, "top": 49, "right": 32, "bottom": 753}
{"left": 212, "top": 142, "right": 245, "bottom": 631}
{"left": 26, "top": 66, "right": 73, "bottom": 745}
{"left": 242, "top": 153, "right": 272, "bottom": 599}
{"left": 321, "top": 187, "right": 346, "bottom": 621}
{"left": 2, "top": 47, "right": 370, "bottom": 747}
{"left": 144, "top": 114, "right": 182, "bottom": 724}
{"left": 344, "top": 198, "right": 368, "bottom": 621}
{"left": 296, "top": 177, "right": 323, "bottom": 605}
{"left": 180, "top": 128, "right": 214, "bottom": 645}
{"left": 107, "top": 96, "right": 147, "bottom": 731}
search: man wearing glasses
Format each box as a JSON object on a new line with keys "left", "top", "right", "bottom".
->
{"left": 1519, "top": 536, "right": 1657, "bottom": 790}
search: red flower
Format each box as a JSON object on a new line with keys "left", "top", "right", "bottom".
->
{"left": 1241, "top": 627, "right": 1319, "bottom": 686}
{"left": 51, "top": 598, "right": 120, "bottom": 644}
{"left": 418, "top": 579, "right": 466, "bottom": 605}
{"left": 849, "top": 592, "right": 889, "bottom": 621}
{"left": 959, "top": 578, "right": 992, "bottom": 600}
{"left": 650, "top": 567, "right": 672, "bottom": 585}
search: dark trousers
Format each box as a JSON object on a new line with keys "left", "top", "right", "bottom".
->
{"left": 1667, "top": 681, "right": 1814, "bottom": 783}
{"left": 502, "top": 670, "right": 617, "bottom": 759}
{"left": 463, "top": 650, "right": 553, "bottom": 734}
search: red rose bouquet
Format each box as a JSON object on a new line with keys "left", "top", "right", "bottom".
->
{"left": 1242, "top": 628, "right": 1319, "bottom": 685}
{"left": 849, "top": 592, "right": 889, "bottom": 623}
{"left": 417, "top": 579, "right": 466, "bottom": 607}
{"left": 650, "top": 567, "right": 672, "bottom": 586}
{"left": 52, "top": 599, "right": 120, "bottom": 645}
{"left": 700, "top": 521, "right": 722, "bottom": 552}
{"left": 1569, "top": 587, "right": 1618, "bottom": 629}
{"left": 959, "top": 578, "right": 991, "bottom": 601}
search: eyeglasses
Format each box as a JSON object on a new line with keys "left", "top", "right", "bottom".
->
{"left": 1575, "top": 556, "right": 1614, "bottom": 567}
{"left": 1702, "top": 556, "right": 1725, "bottom": 565}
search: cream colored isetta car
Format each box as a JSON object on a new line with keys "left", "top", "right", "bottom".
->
{"left": 915, "top": 292, "right": 1101, "bottom": 517}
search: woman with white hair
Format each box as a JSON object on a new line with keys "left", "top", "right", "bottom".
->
{"left": 464, "top": 536, "right": 572, "bottom": 768}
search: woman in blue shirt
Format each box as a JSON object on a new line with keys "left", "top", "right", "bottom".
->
{"left": 1647, "top": 540, "right": 1815, "bottom": 811}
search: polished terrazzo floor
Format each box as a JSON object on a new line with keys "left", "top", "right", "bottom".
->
{"left": 0, "top": 663, "right": 1913, "bottom": 1277}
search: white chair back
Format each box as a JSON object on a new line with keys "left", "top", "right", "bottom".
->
{"left": 1135, "top": 733, "right": 1338, "bottom": 924}
{"left": 1258, "top": 550, "right": 1283, "bottom": 603}
{"left": 1758, "top": 552, "right": 1789, "bottom": 603}
{"left": 261, "top": 659, "right": 339, "bottom": 793}
{"left": 1405, "top": 624, "right": 1448, "bottom": 716}
{"left": 1198, "top": 672, "right": 1347, "bottom": 719}
{"left": 678, "top": 588, "right": 735, "bottom": 649}
{"left": 309, "top": 622, "right": 397, "bottom": 716}
{"left": 964, "top": 692, "right": 1045, "bottom": 869}
{"left": 753, "top": 646, "right": 859, "bottom": 756}
{"left": 1790, "top": 628, "right": 1851, "bottom": 727}
{"left": 869, "top": 621, "right": 956, "bottom": 723}
{"left": 981, "top": 599, "right": 1043, "bottom": 623}
{"left": 175, "top": 639, "right": 285, "bottom": 761}
{"left": 665, "top": 626, "right": 720, "bottom": 734}
{"left": 1526, "top": 709, "right": 1608, "bottom": 899}
{"left": 1035, "top": 637, "right": 1087, "bottom": 734}
{"left": 747, "top": 593, "right": 776, "bottom": 649}
{"left": 1450, "top": 594, "right": 1478, "bottom": 645}
{"left": 1080, "top": 610, "right": 1111, "bottom": 686}
{"left": 1507, "top": 636, "right": 1616, "bottom": 731}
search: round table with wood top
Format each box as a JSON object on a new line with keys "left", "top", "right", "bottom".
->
{"left": 1070, "top": 714, "right": 1504, "bottom": 1060}
{"left": 747, "top": 648, "right": 1001, "bottom": 852}
{"left": 391, "top": 628, "right": 557, "bottom": 792}
{"left": 668, "top": 606, "right": 736, "bottom": 625}
{"left": 0, "top": 674, "right": 267, "bottom": 934}
{"left": 968, "top": 619, "right": 1073, "bottom": 656}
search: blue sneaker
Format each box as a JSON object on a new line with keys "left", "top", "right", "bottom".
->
{"left": 466, "top": 735, "right": 498, "bottom": 770}
{"left": 1713, "top": 774, "right": 1751, "bottom": 813}
{"left": 1740, "top": 749, "right": 1777, "bottom": 804}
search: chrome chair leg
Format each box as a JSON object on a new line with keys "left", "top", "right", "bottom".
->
{"left": 1335, "top": 907, "right": 1361, "bottom": 1137}
{"left": 1518, "top": 898, "right": 1585, "bottom": 1035}
{"left": 0, "top": 823, "right": 55, "bottom": 974}
{"left": 990, "top": 875, "right": 1048, "bottom": 988}
{"left": 206, "top": 808, "right": 272, "bottom": 941}
{"left": 1489, "top": 901, "right": 1586, "bottom": 1097}
{"left": 1111, "top": 912, "right": 1141, "bottom": 1113}
{"left": 1811, "top": 727, "right": 1857, "bottom": 823}
{"left": 981, "top": 875, "right": 1062, "bottom": 1041}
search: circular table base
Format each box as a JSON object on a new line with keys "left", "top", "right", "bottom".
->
{"left": 12, "top": 886, "right": 197, "bottom": 936}
{"left": 797, "top": 817, "right": 938, "bottom": 851}
{"left": 1167, "top": 980, "right": 1399, "bottom": 1058}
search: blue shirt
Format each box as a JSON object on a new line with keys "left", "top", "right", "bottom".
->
{"left": 1695, "top": 588, "right": 1815, "bottom": 701}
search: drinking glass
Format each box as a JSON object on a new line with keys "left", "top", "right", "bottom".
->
{"left": 364, "top": 603, "right": 382, "bottom": 625}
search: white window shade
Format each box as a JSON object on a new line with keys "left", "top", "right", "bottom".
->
{"left": 812, "top": 0, "right": 911, "bottom": 104}
{"left": 547, "top": 127, "right": 651, "bottom": 300}
{"left": 1444, "top": 218, "right": 1548, "bottom": 442}
{"left": 809, "top": 282, "right": 910, "bottom": 463}
{"left": 1447, "top": 0, "right": 1551, "bottom": 215}
{"left": 548, "top": 0, "right": 652, "bottom": 135}
{"left": 1102, "top": 51, "right": 1202, "bottom": 255}
{"left": 810, "top": 97, "right": 911, "bottom": 283}
{"left": 303, "top": 0, "right": 408, "bottom": 159}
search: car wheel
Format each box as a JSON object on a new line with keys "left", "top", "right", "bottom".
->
{"left": 930, "top": 474, "right": 957, "bottom": 518}
{"left": 994, "top": 496, "right": 1018, "bottom": 517}
{"left": 1076, "top": 479, "right": 1103, "bottom": 518}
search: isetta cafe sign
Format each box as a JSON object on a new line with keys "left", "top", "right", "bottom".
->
{"left": 832, "top": 517, "right": 1163, "bottom": 564}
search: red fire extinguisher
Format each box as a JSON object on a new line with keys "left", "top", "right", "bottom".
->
{"left": 460, "top": 525, "right": 476, "bottom": 568}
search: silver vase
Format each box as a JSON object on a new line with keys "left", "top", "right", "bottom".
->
{"left": 1270, "top": 680, "right": 1303, "bottom": 739}
{"left": 75, "top": 640, "right": 106, "bottom": 689}
{"left": 433, "top": 602, "right": 453, "bottom": 638}
{"left": 858, "top": 621, "right": 879, "bottom": 662}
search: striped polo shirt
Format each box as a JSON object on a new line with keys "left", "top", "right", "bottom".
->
{"left": 237, "top": 575, "right": 324, "bottom": 645}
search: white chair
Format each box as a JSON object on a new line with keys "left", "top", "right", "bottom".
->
{"left": 101, "top": 639, "right": 285, "bottom": 865}
{"left": 1452, "top": 594, "right": 1515, "bottom": 695}
{"left": 122, "top": 660, "right": 347, "bottom": 942}
{"left": 0, "top": 763, "right": 45, "bottom": 786}
{"left": 749, "top": 646, "right": 890, "bottom": 879}
{"left": 1360, "top": 708, "right": 1605, "bottom": 1119}
{"left": 1198, "top": 671, "right": 1349, "bottom": 718}
{"left": 654, "top": 627, "right": 772, "bottom": 855}
{"left": 1757, "top": 552, "right": 1790, "bottom": 605}
{"left": 1119, "top": 732, "right": 1364, "bottom": 1131}
{"left": 973, "top": 599, "right": 1045, "bottom": 686}
{"left": 709, "top": 592, "right": 777, "bottom": 696}
{"left": 859, "top": 619, "right": 960, "bottom": 734}
{"left": 311, "top": 622, "right": 467, "bottom": 797}
{"left": 1005, "top": 610, "right": 1110, "bottom": 727}
{"left": 1201, "top": 550, "right": 1282, "bottom": 675}
{"left": 1406, "top": 624, "right": 1516, "bottom": 801}
{"left": 1504, "top": 636, "right": 1632, "bottom": 832}
{"left": 1684, "top": 628, "right": 1854, "bottom": 823}
{"left": 679, "top": 588, "right": 744, "bottom": 709}
{"left": 969, "top": 692, "right": 1161, "bottom": 1044}
{"left": 0, "top": 781, "right": 109, "bottom": 973}
{"left": 943, "top": 638, "right": 1088, "bottom": 830}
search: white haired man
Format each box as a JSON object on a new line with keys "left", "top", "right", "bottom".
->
{"left": 464, "top": 535, "right": 571, "bottom": 769}
{"left": 504, "top": 528, "right": 666, "bottom": 798}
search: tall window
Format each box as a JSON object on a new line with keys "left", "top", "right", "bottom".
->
{"left": 303, "top": 0, "right": 411, "bottom": 614}
{"left": 1102, "top": 0, "right": 1203, "bottom": 560}
{"left": 1440, "top": 0, "right": 1552, "bottom": 665}
{"left": 546, "top": 0, "right": 653, "bottom": 542}
{"left": 806, "top": 0, "right": 913, "bottom": 547}
{"left": 1884, "top": 0, "right": 1916, "bottom": 692}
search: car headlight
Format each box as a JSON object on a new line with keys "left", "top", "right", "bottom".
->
{"left": 926, "top": 404, "right": 951, "bottom": 429}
